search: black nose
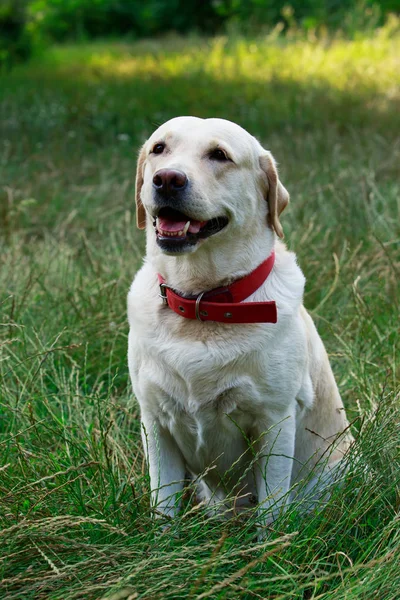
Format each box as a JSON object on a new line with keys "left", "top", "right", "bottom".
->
{"left": 152, "top": 169, "right": 188, "bottom": 196}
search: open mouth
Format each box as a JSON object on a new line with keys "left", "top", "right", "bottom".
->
{"left": 153, "top": 207, "right": 228, "bottom": 252}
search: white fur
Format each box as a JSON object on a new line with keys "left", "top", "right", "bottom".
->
{"left": 128, "top": 117, "right": 352, "bottom": 530}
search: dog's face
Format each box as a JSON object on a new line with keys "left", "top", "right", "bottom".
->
{"left": 135, "top": 117, "right": 289, "bottom": 255}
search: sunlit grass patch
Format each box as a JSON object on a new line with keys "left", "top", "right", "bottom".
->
{"left": 33, "top": 24, "right": 400, "bottom": 93}
{"left": 2, "top": 23, "right": 400, "bottom": 142}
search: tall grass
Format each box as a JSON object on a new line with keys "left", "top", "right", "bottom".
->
{"left": 0, "top": 25, "right": 399, "bottom": 599}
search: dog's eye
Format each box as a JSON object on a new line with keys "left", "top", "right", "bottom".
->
{"left": 152, "top": 143, "right": 165, "bottom": 155}
{"left": 209, "top": 148, "right": 229, "bottom": 161}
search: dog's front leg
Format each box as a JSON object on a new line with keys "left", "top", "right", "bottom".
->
{"left": 253, "top": 407, "right": 296, "bottom": 535}
{"left": 141, "top": 412, "right": 185, "bottom": 522}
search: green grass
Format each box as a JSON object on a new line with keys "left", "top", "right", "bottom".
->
{"left": 1, "top": 25, "right": 399, "bottom": 599}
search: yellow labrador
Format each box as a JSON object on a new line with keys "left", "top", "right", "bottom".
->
{"left": 128, "top": 117, "right": 352, "bottom": 530}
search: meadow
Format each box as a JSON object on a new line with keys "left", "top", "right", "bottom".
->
{"left": 0, "top": 25, "right": 399, "bottom": 599}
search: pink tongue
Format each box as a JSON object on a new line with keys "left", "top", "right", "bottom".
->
{"left": 158, "top": 217, "right": 205, "bottom": 234}
{"left": 158, "top": 218, "right": 186, "bottom": 232}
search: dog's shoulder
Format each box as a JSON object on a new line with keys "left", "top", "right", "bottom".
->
{"left": 127, "top": 260, "right": 160, "bottom": 327}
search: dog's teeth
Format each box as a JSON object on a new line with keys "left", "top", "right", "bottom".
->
{"left": 157, "top": 227, "right": 189, "bottom": 237}
{"left": 183, "top": 221, "right": 190, "bottom": 235}
{"left": 156, "top": 217, "right": 160, "bottom": 230}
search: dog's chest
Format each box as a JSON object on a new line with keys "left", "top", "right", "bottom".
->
{"left": 134, "top": 331, "right": 280, "bottom": 475}
{"left": 137, "top": 319, "right": 271, "bottom": 412}
{"left": 152, "top": 349, "right": 262, "bottom": 474}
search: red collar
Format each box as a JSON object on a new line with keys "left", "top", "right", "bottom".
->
{"left": 157, "top": 252, "right": 277, "bottom": 324}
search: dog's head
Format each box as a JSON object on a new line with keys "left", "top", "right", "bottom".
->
{"left": 135, "top": 117, "right": 289, "bottom": 255}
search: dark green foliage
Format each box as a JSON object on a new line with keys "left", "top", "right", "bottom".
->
{"left": 27, "top": 0, "right": 223, "bottom": 41}
{"left": 0, "top": 0, "right": 36, "bottom": 67}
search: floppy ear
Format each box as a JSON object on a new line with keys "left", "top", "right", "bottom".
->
{"left": 135, "top": 144, "right": 147, "bottom": 230}
{"left": 259, "top": 152, "right": 289, "bottom": 239}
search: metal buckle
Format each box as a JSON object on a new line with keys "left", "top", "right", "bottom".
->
{"left": 195, "top": 291, "right": 206, "bottom": 321}
{"left": 159, "top": 283, "right": 171, "bottom": 305}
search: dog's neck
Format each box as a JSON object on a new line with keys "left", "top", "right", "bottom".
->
{"left": 146, "top": 225, "right": 276, "bottom": 296}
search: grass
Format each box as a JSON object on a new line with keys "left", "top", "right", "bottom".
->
{"left": 1, "top": 24, "right": 399, "bottom": 599}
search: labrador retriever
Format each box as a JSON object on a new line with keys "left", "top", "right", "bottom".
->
{"left": 128, "top": 116, "right": 352, "bottom": 531}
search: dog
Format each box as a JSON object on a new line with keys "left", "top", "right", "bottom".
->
{"left": 128, "top": 116, "right": 352, "bottom": 531}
